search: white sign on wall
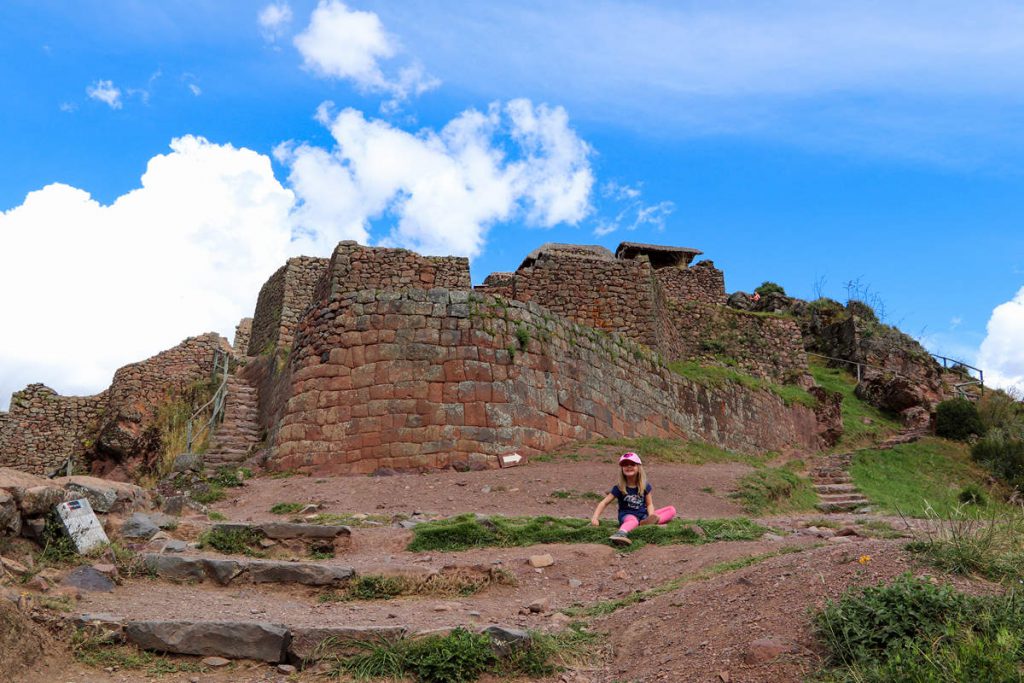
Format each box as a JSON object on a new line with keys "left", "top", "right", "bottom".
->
{"left": 56, "top": 498, "right": 109, "bottom": 554}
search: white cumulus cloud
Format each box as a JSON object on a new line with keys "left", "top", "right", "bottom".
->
{"left": 259, "top": 3, "right": 294, "bottom": 42}
{"left": 86, "top": 80, "right": 122, "bottom": 109}
{"left": 280, "top": 98, "right": 593, "bottom": 258}
{"left": 0, "top": 136, "right": 301, "bottom": 407}
{"left": 978, "top": 286, "right": 1024, "bottom": 393}
{"left": 293, "top": 0, "right": 438, "bottom": 109}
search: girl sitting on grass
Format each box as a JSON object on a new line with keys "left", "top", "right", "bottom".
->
{"left": 590, "top": 452, "right": 676, "bottom": 546}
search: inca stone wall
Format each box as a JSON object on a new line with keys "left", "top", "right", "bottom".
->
{"left": 0, "top": 333, "right": 230, "bottom": 475}
{"left": 314, "top": 241, "right": 471, "bottom": 303}
{"left": 478, "top": 251, "right": 662, "bottom": 352}
{"left": 248, "top": 257, "right": 329, "bottom": 356}
{"left": 656, "top": 261, "right": 726, "bottom": 306}
{"left": 0, "top": 386, "right": 106, "bottom": 475}
{"left": 268, "top": 288, "right": 820, "bottom": 475}
{"left": 661, "top": 302, "right": 809, "bottom": 384}
{"left": 233, "top": 318, "right": 253, "bottom": 354}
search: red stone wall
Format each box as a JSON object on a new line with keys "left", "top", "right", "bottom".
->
{"left": 661, "top": 302, "right": 810, "bottom": 385}
{"left": 495, "top": 252, "right": 662, "bottom": 352}
{"left": 267, "top": 289, "right": 820, "bottom": 475}
{"left": 0, "top": 386, "right": 106, "bottom": 475}
{"left": 315, "top": 241, "right": 471, "bottom": 304}
{"left": 248, "top": 257, "right": 329, "bottom": 356}
{"left": 233, "top": 318, "right": 253, "bottom": 355}
{"left": 656, "top": 260, "right": 726, "bottom": 306}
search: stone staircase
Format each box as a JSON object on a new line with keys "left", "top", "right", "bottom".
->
{"left": 810, "top": 427, "right": 929, "bottom": 513}
{"left": 811, "top": 452, "right": 870, "bottom": 513}
{"left": 203, "top": 374, "right": 262, "bottom": 469}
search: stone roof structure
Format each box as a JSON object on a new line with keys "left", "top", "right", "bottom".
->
{"left": 517, "top": 243, "right": 615, "bottom": 270}
{"left": 615, "top": 242, "right": 703, "bottom": 268}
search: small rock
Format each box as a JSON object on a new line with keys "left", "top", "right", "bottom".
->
{"left": 827, "top": 535, "right": 853, "bottom": 544}
{"left": 718, "top": 672, "right": 731, "bottom": 682}
{"left": 568, "top": 578, "right": 582, "bottom": 588}
{"left": 25, "top": 575, "right": 50, "bottom": 592}
{"left": 121, "top": 513, "right": 159, "bottom": 540}
{"left": 433, "top": 604, "right": 451, "bottom": 612}
{"left": 549, "top": 612, "right": 572, "bottom": 629}
{"left": 202, "top": 656, "right": 231, "bottom": 667}
{"left": 259, "top": 539, "right": 277, "bottom": 548}
{"left": 277, "top": 664, "right": 297, "bottom": 674}
{"left": 743, "top": 638, "right": 789, "bottom": 665}
{"left": 481, "top": 485, "right": 491, "bottom": 493}
{"left": 528, "top": 554, "right": 554, "bottom": 568}
{"left": 762, "top": 533, "right": 785, "bottom": 542}
{"left": 299, "top": 504, "right": 319, "bottom": 514}
{"left": 835, "top": 526, "right": 860, "bottom": 537}
{"left": 528, "top": 598, "right": 548, "bottom": 613}
{"left": 61, "top": 566, "right": 116, "bottom": 593}
{"left": 92, "top": 563, "right": 118, "bottom": 577}
{"left": 161, "top": 540, "right": 188, "bottom": 553}
{"left": 468, "top": 610, "right": 481, "bottom": 617}
{"left": 0, "top": 557, "right": 29, "bottom": 576}
{"left": 351, "top": 513, "right": 368, "bottom": 521}
{"left": 613, "top": 570, "right": 629, "bottom": 581}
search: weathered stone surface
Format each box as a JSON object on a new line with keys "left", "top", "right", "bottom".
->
{"left": 247, "top": 560, "right": 354, "bottom": 586}
{"left": 482, "top": 625, "right": 531, "bottom": 655}
{"left": 171, "top": 454, "right": 202, "bottom": 473}
{"left": 53, "top": 476, "right": 150, "bottom": 513}
{"left": 202, "top": 558, "right": 246, "bottom": 585}
{"left": 121, "top": 513, "right": 159, "bottom": 539}
{"left": 528, "top": 554, "right": 554, "bottom": 568}
{"left": 143, "top": 554, "right": 207, "bottom": 582}
{"left": 258, "top": 523, "right": 351, "bottom": 540}
{"left": 20, "top": 485, "right": 68, "bottom": 516}
{"left": 125, "top": 620, "right": 291, "bottom": 662}
{"left": 61, "top": 566, "right": 116, "bottom": 593}
{"left": 0, "top": 491, "right": 20, "bottom": 535}
{"left": 290, "top": 626, "right": 407, "bottom": 661}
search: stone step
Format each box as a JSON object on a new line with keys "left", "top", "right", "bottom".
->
{"left": 814, "top": 483, "right": 859, "bottom": 494}
{"left": 76, "top": 613, "right": 517, "bottom": 665}
{"left": 816, "top": 500, "right": 869, "bottom": 513}
{"left": 211, "top": 522, "right": 351, "bottom": 542}
{"left": 142, "top": 553, "right": 356, "bottom": 587}
{"left": 817, "top": 493, "right": 869, "bottom": 503}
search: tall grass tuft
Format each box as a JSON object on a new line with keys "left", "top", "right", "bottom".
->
{"left": 904, "top": 503, "right": 1024, "bottom": 582}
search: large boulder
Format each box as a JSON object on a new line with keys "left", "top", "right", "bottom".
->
{"left": 0, "top": 491, "right": 20, "bottom": 536}
{"left": 125, "top": 620, "right": 291, "bottom": 662}
{"left": 53, "top": 476, "right": 150, "bottom": 513}
{"left": 0, "top": 470, "right": 68, "bottom": 517}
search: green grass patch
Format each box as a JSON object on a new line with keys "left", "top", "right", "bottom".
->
{"left": 809, "top": 362, "right": 901, "bottom": 449}
{"left": 72, "top": 629, "right": 206, "bottom": 675}
{"left": 206, "top": 511, "right": 226, "bottom": 521}
{"left": 731, "top": 464, "right": 818, "bottom": 515}
{"left": 593, "top": 436, "right": 767, "bottom": 466}
{"left": 270, "top": 502, "right": 304, "bottom": 515}
{"left": 197, "top": 527, "right": 265, "bottom": 556}
{"left": 326, "top": 624, "right": 599, "bottom": 683}
{"left": 853, "top": 520, "right": 905, "bottom": 539}
{"left": 814, "top": 573, "right": 1024, "bottom": 682}
{"left": 668, "top": 361, "right": 817, "bottom": 408}
{"left": 851, "top": 438, "right": 1005, "bottom": 518}
{"left": 550, "top": 489, "right": 604, "bottom": 501}
{"left": 303, "top": 512, "right": 396, "bottom": 527}
{"left": 906, "top": 506, "right": 1024, "bottom": 582}
{"left": 406, "top": 514, "right": 765, "bottom": 553}
{"left": 320, "top": 569, "right": 515, "bottom": 603}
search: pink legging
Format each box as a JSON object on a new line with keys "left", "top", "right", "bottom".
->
{"left": 619, "top": 506, "right": 677, "bottom": 532}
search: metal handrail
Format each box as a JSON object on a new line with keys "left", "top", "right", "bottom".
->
{"left": 931, "top": 353, "right": 984, "bottom": 395}
{"left": 185, "top": 349, "right": 231, "bottom": 454}
{"left": 808, "top": 351, "right": 984, "bottom": 398}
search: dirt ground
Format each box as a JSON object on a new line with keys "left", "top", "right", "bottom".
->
{"left": 7, "top": 450, "right": 981, "bottom": 683}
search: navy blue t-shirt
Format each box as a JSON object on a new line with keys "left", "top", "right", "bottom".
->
{"left": 611, "top": 483, "right": 652, "bottom": 522}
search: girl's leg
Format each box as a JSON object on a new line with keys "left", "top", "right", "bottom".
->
{"left": 618, "top": 515, "right": 640, "bottom": 533}
{"left": 654, "top": 506, "right": 676, "bottom": 525}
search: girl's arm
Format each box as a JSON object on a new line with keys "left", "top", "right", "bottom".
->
{"left": 645, "top": 492, "right": 656, "bottom": 518}
{"left": 590, "top": 493, "right": 616, "bottom": 526}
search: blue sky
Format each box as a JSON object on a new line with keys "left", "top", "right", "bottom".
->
{"left": 2, "top": 0, "right": 1023, "bottom": 408}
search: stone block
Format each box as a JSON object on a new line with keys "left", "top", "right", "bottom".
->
{"left": 246, "top": 560, "right": 354, "bottom": 585}
{"left": 125, "top": 620, "right": 291, "bottom": 662}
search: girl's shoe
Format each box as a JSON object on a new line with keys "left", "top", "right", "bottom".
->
{"left": 609, "top": 530, "right": 631, "bottom": 546}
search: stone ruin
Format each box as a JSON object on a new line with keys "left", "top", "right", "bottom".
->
{"left": 0, "top": 239, "right": 837, "bottom": 478}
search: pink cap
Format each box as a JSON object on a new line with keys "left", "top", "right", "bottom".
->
{"left": 618, "top": 452, "right": 642, "bottom": 466}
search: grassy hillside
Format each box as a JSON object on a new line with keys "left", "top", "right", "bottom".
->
{"left": 809, "top": 361, "right": 901, "bottom": 449}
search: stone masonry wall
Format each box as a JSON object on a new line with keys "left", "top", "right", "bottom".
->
{"left": 314, "top": 241, "right": 471, "bottom": 304}
{"left": 268, "top": 289, "right": 820, "bottom": 475}
{"left": 656, "top": 260, "right": 726, "bottom": 306}
{"left": 248, "top": 257, "right": 329, "bottom": 356}
{"left": 662, "top": 302, "right": 809, "bottom": 384}
{"left": 0, "top": 386, "right": 106, "bottom": 475}
{"left": 233, "top": 318, "right": 253, "bottom": 355}
{"left": 488, "top": 252, "right": 663, "bottom": 352}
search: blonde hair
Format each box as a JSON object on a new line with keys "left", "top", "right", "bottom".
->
{"left": 618, "top": 462, "right": 648, "bottom": 495}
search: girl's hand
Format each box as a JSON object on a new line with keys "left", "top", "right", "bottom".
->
{"left": 590, "top": 517, "right": 600, "bottom": 526}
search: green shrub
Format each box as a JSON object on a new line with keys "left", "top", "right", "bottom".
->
{"left": 755, "top": 281, "right": 786, "bottom": 296}
{"left": 935, "top": 398, "right": 984, "bottom": 441}
{"left": 815, "top": 574, "right": 1024, "bottom": 681}
{"left": 971, "top": 432, "right": 1024, "bottom": 489}
{"left": 978, "top": 389, "right": 1024, "bottom": 433}
{"left": 514, "top": 325, "right": 530, "bottom": 350}
{"left": 405, "top": 628, "right": 495, "bottom": 683}
{"left": 269, "top": 502, "right": 303, "bottom": 515}
{"left": 957, "top": 484, "right": 987, "bottom": 506}
{"left": 197, "top": 527, "right": 263, "bottom": 556}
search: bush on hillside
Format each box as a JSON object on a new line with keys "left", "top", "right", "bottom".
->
{"left": 972, "top": 432, "right": 1024, "bottom": 490}
{"left": 754, "top": 281, "right": 785, "bottom": 296}
{"left": 978, "top": 389, "right": 1024, "bottom": 434}
{"left": 845, "top": 299, "right": 879, "bottom": 323}
{"left": 935, "top": 398, "right": 984, "bottom": 441}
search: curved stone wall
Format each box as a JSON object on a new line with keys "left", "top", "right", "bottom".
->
{"left": 269, "top": 289, "right": 820, "bottom": 474}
